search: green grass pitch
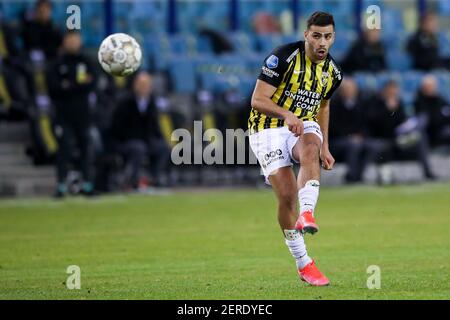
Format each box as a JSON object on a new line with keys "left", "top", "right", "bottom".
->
{"left": 0, "top": 183, "right": 449, "bottom": 299}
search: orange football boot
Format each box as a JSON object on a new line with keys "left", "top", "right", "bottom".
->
{"left": 295, "top": 210, "right": 319, "bottom": 234}
{"left": 298, "top": 260, "right": 329, "bottom": 286}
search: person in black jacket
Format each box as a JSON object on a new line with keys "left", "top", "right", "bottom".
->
{"left": 46, "top": 31, "right": 97, "bottom": 197}
{"left": 21, "top": 0, "right": 62, "bottom": 61}
{"left": 329, "top": 78, "right": 366, "bottom": 183}
{"left": 407, "top": 13, "right": 440, "bottom": 71}
{"left": 0, "top": 19, "right": 20, "bottom": 67}
{"left": 0, "top": 61, "right": 30, "bottom": 121}
{"left": 364, "top": 80, "right": 435, "bottom": 180}
{"left": 342, "top": 28, "right": 386, "bottom": 74}
{"left": 414, "top": 75, "right": 450, "bottom": 147}
{"left": 111, "top": 72, "right": 171, "bottom": 190}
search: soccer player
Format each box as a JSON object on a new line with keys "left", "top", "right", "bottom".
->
{"left": 248, "top": 12, "right": 342, "bottom": 286}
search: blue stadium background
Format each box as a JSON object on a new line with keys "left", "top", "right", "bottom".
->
{"left": 1, "top": 0, "right": 450, "bottom": 195}
{"left": 2, "top": 0, "right": 450, "bottom": 108}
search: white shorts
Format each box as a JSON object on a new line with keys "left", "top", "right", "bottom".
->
{"left": 249, "top": 121, "right": 323, "bottom": 179}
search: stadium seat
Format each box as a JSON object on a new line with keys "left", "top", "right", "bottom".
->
{"left": 227, "top": 32, "right": 256, "bottom": 53}
{"left": 168, "top": 34, "right": 189, "bottom": 55}
{"left": 382, "top": 31, "right": 408, "bottom": 51}
{"left": 178, "top": 0, "right": 229, "bottom": 33}
{"left": 51, "top": 1, "right": 68, "bottom": 23}
{"left": 402, "top": 71, "right": 425, "bottom": 89}
{"left": 168, "top": 58, "right": 197, "bottom": 94}
{"left": 382, "top": 8, "right": 404, "bottom": 32}
{"left": 353, "top": 72, "right": 379, "bottom": 91}
{"left": 439, "top": 31, "right": 450, "bottom": 58}
{"left": 236, "top": 75, "right": 256, "bottom": 98}
{"left": 144, "top": 34, "right": 174, "bottom": 71}
{"left": 376, "top": 71, "right": 401, "bottom": 89}
{"left": 438, "top": 0, "right": 450, "bottom": 15}
{"left": 83, "top": 16, "right": 104, "bottom": 49}
{"left": 432, "top": 71, "right": 450, "bottom": 96}
{"left": 238, "top": 0, "right": 261, "bottom": 32}
{"left": 1, "top": 1, "right": 30, "bottom": 22}
{"left": 330, "top": 30, "right": 357, "bottom": 62}
{"left": 255, "top": 34, "right": 288, "bottom": 53}
{"left": 386, "top": 50, "right": 412, "bottom": 71}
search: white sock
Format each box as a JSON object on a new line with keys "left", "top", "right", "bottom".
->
{"left": 298, "top": 180, "right": 320, "bottom": 215}
{"left": 284, "top": 229, "right": 312, "bottom": 269}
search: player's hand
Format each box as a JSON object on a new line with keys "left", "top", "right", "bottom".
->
{"left": 320, "top": 146, "right": 335, "bottom": 170}
{"left": 284, "top": 112, "right": 304, "bottom": 137}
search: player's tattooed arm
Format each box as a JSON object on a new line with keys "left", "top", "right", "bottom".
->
{"left": 251, "top": 80, "right": 304, "bottom": 136}
{"left": 317, "top": 99, "right": 335, "bottom": 170}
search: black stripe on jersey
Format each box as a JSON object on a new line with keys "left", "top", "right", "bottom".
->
{"left": 276, "top": 57, "right": 297, "bottom": 105}
{"left": 310, "top": 63, "right": 317, "bottom": 92}
{"left": 278, "top": 83, "right": 293, "bottom": 109}
{"left": 263, "top": 115, "right": 271, "bottom": 129}
{"left": 324, "top": 73, "right": 341, "bottom": 99}
{"left": 297, "top": 53, "right": 311, "bottom": 119}
{"left": 270, "top": 83, "right": 295, "bottom": 129}
{"left": 277, "top": 118, "right": 284, "bottom": 127}
{"left": 298, "top": 105, "right": 309, "bottom": 119}
{"left": 291, "top": 51, "right": 307, "bottom": 114}
{"left": 253, "top": 110, "right": 262, "bottom": 131}
{"left": 289, "top": 51, "right": 306, "bottom": 114}
{"left": 288, "top": 96, "right": 297, "bottom": 113}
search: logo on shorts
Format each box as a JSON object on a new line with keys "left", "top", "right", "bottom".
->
{"left": 262, "top": 149, "right": 284, "bottom": 168}
{"left": 264, "top": 149, "right": 282, "bottom": 161}
{"left": 266, "top": 55, "right": 279, "bottom": 69}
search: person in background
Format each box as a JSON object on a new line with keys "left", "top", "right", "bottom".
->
{"left": 199, "top": 28, "right": 234, "bottom": 55}
{"left": 329, "top": 78, "right": 366, "bottom": 183}
{"left": 364, "top": 80, "right": 436, "bottom": 181}
{"left": 111, "top": 72, "right": 171, "bottom": 190}
{"left": 407, "top": 12, "right": 441, "bottom": 71}
{"left": 342, "top": 28, "right": 386, "bottom": 74}
{"left": 0, "top": 17, "right": 20, "bottom": 67}
{"left": 253, "top": 11, "right": 282, "bottom": 35}
{"left": 46, "top": 31, "right": 97, "bottom": 197}
{"left": 21, "top": 0, "right": 62, "bottom": 61}
{"left": 0, "top": 59, "right": 30, "bottom": 121}
{"left": 414, "top": 75, "right": 450, "bottom": 147}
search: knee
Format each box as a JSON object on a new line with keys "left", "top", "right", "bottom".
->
{"left": 300, "top": 143, "right": 320, "bottom": 164}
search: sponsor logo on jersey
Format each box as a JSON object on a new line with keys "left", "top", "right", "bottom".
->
{"left": 283, "top": 89, "right": 322, "bottom": 112}
{"left": 266, "top": 55, "right": 279, "bottom": 69}
{"left": 330, "top": 60, "right": 342, "bottom": 81}
{"left": 286, "top": 49, "right": 299, "bottom": 63}
{"left": 261, "top": 66, "right": 280, "bottom": 78}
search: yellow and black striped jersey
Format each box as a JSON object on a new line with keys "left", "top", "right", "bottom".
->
{"left": 248, "top": 41, "right": 343, "bottom": 134}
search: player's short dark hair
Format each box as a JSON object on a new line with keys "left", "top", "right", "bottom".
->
{"left": 307, "top": 11, "right": 335, "bottom": 30}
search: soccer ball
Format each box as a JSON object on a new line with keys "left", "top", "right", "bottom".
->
{"left": 98, "top": 33, "right": 142, "bottom": 77}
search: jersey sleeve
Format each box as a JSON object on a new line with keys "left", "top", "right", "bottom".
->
{"left": 257, "top": 46, "right": 290, "bottom": 88}
{"left": 324, "top": 64, "right": 343, "bottom": 100}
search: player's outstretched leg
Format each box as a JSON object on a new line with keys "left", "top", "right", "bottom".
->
{"left": 292, "top": 134, "right": 322, "bottom": 235}
{"left": 269, "top": 166, "right": 329, "bottom": 286}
